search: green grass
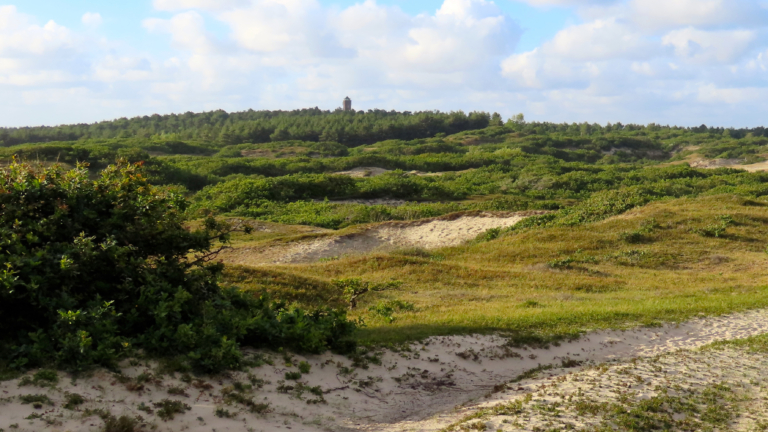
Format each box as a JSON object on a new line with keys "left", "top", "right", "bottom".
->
{"left": 706, "top": 333, "right": 768, "bottom": 353}
{"left": 223, "top": 194, "right": 768, "bottom": 346}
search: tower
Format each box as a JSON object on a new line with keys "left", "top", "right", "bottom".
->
{"left": 343, "top": 96, "right": 352, "bottom": 111}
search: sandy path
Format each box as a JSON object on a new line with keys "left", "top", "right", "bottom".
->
{"left": 5, "top": 309, "right": 768, "bottom": 432}
{"left": 435, "top": 345, "right": 768, "bottom": 431}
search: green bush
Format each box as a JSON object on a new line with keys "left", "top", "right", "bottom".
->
{"left": 0, "top": 161, "right": 357, "bottom": 373}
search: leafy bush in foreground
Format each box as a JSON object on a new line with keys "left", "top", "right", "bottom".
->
{"left": 0, "top": 161, "right": 356, "bottom": 372}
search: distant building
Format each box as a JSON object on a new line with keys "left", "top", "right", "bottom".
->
{"left": 343, "top": 97, "right": 352, "bottom": 111}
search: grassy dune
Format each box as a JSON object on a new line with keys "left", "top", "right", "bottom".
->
{"left": 224, "top": 194, "right": 768, "bottom": 345}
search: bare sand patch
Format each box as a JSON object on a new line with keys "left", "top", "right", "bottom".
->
{"left": 334, "top": 167, "right": 391, "bottom": 177}
{"left": 689, "top": 158, "right": 768, "bottom": 172}
{"left": 5, "top": 309, "right": 768, "bottom": 431}
{"left": 323, "top": 199, "right": 409, "bottom": 206}
{"left": 332, "top": 167, "right": 476, "bottom": 178}
{"left": 276, "top": 211, "right": 542, "bottom": 264}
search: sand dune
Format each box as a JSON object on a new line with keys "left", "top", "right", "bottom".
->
{"left": 276, "top": 212, "right": 541, "bottom": 263}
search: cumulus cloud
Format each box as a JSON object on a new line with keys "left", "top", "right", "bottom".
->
{"left": 517, "top": 0, "right": 617, "bottom": 6}
{"left": 81, "top": 12, "right": 102, "bottom": 27}
{"left": 541, "top": 18, "right": 652, "bottom": 61}
{"left": 629, "top": 0, "right": 768, "bottom": 31}
{"left": 143, "top": 11, "right": 218, "bottom": 54}
{"left": 3, "top": 0, "right": 768, "bottom": 127}
{"left": 0, "top": 6, "right": 73, "bottom": 57}
{"left": 662, "top": 28, "right": 757, "bottom": 64}
{"left": 152, "top": 0, "right": 249, "bottom": 12}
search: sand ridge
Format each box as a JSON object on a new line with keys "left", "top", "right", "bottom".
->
{"left": 5, "top": 309, "right": 768, "bottom": 431}
{"left": 276, "top": 211, "right": 545, "bottom": 263}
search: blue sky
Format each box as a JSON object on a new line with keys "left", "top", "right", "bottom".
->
{"left": 1, "top": 0, "right": 767, "bottom": 127}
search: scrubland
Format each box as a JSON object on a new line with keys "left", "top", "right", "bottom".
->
{"left": 3, "top": 111, "right": 768, "bottom": 431}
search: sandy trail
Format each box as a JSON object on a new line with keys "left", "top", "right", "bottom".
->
{"left": 431, "top": 343, "right": 768, "bottom": 431}
{"left": 4, "top": 309, "right": 768, "bottom": 432}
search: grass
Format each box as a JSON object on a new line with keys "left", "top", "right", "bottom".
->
{"left": 706, "top": 333, "right": 768, "bottom": 353}
{"left": 222, "top": 194, "right": 768, "bottom": 345}
{"left": 18, "top": 369, "right": 59, "bottom": 387}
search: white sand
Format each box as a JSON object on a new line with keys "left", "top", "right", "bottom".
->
{"left": 333, "top": 167, "right": 391, "bottom": 178}
{"left": 4, "top": 309, "right": 768, "bottom": 432}
{"left": 277, "top": 213, "right": 532, "bottom": 263}
{"left": 434, "top": 346, "right": 768, "bottom": 431}
{"left": 690, "top": 158, "right": 768, "bottom": 172}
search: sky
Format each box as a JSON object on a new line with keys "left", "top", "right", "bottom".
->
{"left": 1, "top": 0, "right": 767, "bottom": 128}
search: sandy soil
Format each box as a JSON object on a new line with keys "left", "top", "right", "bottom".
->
{"left": 333, "top": 167, "right": 392, "bottom": 177}
{"left": 433, "top": 344, "right": 768, "bottom": 431}
{"left": 322, "top": 199, "right": 409, "bottom": 206}
{"left": 4, "top": 309, "right": 768, "bottom": 432}
{"left": 275, "top": 212, "right": 539, "bottom": 264}
{"left": 689, "top": 158, "right": 768, "bottom": 172}
{"left": 219, "top": 212, "right": 541, "bottom": 266}
{"left": 332, "top": 167, "right": 475, "bottom": 178}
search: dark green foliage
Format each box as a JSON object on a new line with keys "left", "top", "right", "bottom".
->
{"left": 0, "top": 161, "right": 357, "bottom": 373}
{"left": 19, "top": 394, "right": 53, "bottom": 407}
{"left": 284, "top": 371, "right": 302, "bottom": 380}
{"left": 298, "top": 361, "right": 311, "bottom": 374}
{"left": 102, "top": 415, "right": 141, "bottom": 432}
{"left": 694, "top": 215, "right": 735, "bottom": 238}
{"left": 0, "top": 108, "right": 490, "bottom": 148}
{"left": 18, "top": 369, "right": 59, "bottom": 387}
{"left": 214, "top": 408, "right": 234, "bottom": 418}
{"left": 152, "top": 399, "right": 191, "bottom": 421}
{"left": 368, "top": 300, "right": 415, "bottom": 323}
{"left": 63, "top": 393, "right": 85, "bottom": 410}
{"left": 620, "top": 218, "right": 660, "bottom": 243}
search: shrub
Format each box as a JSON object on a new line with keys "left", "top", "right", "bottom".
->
{"left": 368, "top": 300, "right": 415, "bottom": 323}
{"left": 64, "top": 393, "right": 85, "bottom": 410}
{"left": 694, "top": 215, "right": 734, "bottom": 238}
{"left": 153, "top": 399, "right": 191, "bottom": 421}
{"left": 298, "top": 361, "right": 311, "bottom": 374}
{"left": 285, "top": 371, "right": 302, "bottom": 380}
{"left": 0, "top": 161, "right": 357, "bottom": 373}
{"left": 102, "top": 415, "right": 141, "bottom": 432}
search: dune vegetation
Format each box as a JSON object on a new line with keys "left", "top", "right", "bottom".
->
{"left": 2, "top": 109, "right": 768, "bottom": 372}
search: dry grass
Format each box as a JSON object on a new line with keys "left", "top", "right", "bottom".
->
{"left": 221, "top": 194, "right": 768, "bottom": 345}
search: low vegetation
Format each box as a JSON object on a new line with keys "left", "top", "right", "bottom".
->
{"left": 2, "top": 109, "right": 768, "bottom": 375}
{"left": 244, "top": 194, "right": 768, "bottom": 345}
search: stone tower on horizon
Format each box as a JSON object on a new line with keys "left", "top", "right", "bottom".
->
{"left": 343, "top": 96, "right": 352, "bottom": 111}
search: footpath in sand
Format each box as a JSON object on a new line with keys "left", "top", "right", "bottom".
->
{"left": 5, "top": 309, "right": 768, "bottom": 431}
{"left": 221, "top": 211, "right": 547, "bottom": 265}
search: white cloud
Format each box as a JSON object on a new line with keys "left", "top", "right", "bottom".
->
{"left": 81, "top": 12, "right": 102, "bottom": 27}
{"left": 517, "top": 0, "right": 617, "bottom": 6}
{"left": 630, "top": 0, "right": 768, "bottom": 31}
{"left": 662, "top": 28, "right": 757, "bottom": 64}
{"left": 152, "top": 0, "right": 248, "bottom": 12}
{"left": 0, "top": 6, "right": 73, "bottom": 57}
{"left": 143, "top": 11, "right": 218, "bottom": 54}
{"left": 697, "top": 83, "right": 768, "bottom": 104}
{"left": 541, "top": 18, "right": 652, "bottom": 61}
